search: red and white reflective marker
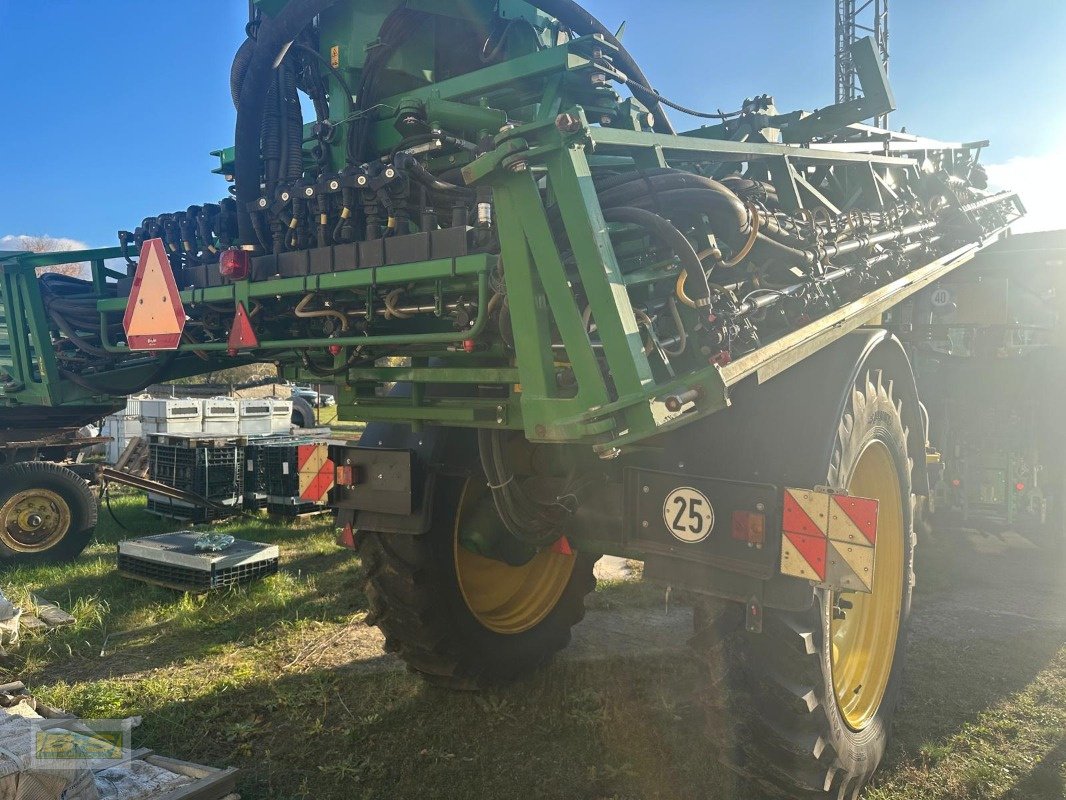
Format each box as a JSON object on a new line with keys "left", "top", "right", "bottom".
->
{"left": 297, "top": 443, "right": 336, "bottom": 503}
{"left": 780, "top": 488, "right": 879, "bottom": 593}
{"left": 123, "top": 238, "right": 187, "bottom": 351}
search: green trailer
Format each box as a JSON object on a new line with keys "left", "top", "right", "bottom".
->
{"left": 0, "top": 1, "right": 1028, "bottom": 795}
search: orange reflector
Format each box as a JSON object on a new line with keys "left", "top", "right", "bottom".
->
{"left": 550, "top": 536, "right": 574, "bottom": 556}
{"left": 731, "top": 510, "right": 766, "bottom": 545}
{"left": 123, "top": 238, "right": 187, "bottom": 351}
{"left": 337, "top": 523, "right": 356, "bottom": 549}
{"left": 336, "top": 464, "right": 357, "bottom": 487}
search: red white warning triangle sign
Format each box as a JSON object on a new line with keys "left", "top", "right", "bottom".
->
{"left": 227, "top": 301, "right": 259, "bottom": 354}
{"left": 123, "top": 238, "right": 187, "bottom": 351}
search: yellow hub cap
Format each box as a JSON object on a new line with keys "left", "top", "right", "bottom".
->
{"left": 831, "top": 441, "right": 905, "bottom": 731}
{"left": 0, "top": 489, "right": 72, "bottom": 553}
{"left": 453, "top": 480, "right": 577, "bottom": 635}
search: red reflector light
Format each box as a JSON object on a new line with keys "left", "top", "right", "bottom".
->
{"left": 1015, "top": 482, "right": 1026, "bottom": 492}
{"left": 219, "top": 248, "right": 251, "bottom": 280}
{"left": 951, "top": 479, "right": 961, "bottom": 487}
{"left": 732, "top": 510, "right": 766, "bottom": 546}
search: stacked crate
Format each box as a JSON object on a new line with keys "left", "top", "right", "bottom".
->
{"left": 103, "top": 397, "right": 202, "bottom": 464}
{"left": 269, "top": 398, "right": 294, "bottom": 434}
{"left": 263, "top": 439, "right": 335, "bottom": 516}
{"left": 238, "top": 399, "right": 274, "bottom": 436}
{"left": 202, "top": 398, "right": 240, "bottom": 435}
{"left": 146, "top": 433, "right": 245, "bottom": 523}
{"left": 242, "top": 434, "right": 301, "bottom": 511}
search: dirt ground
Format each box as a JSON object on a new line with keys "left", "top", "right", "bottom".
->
{"left": 222, "top": 525, "right": 1065, "bottom": 678}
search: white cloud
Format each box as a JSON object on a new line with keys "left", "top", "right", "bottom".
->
{"left": 0, "top": 234, "right": 89, "bottom": 252}
{"left": 0, "top": 234, "right": 92, "bottom": 278}
{"left": 985, "top": 152, "right": 1066, "bottom": 234}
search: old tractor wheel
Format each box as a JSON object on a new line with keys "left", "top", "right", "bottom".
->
{"left": 357, "top": 476, "right": 597, "bottom": 689}
{"left": 0, "top": 462, "right": 97, "bottom": 564}
{"left": 694, "top": 371, "right": 916, "bottom": 799}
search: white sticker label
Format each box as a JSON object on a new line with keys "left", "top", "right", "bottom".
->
{"left": 662, "top": 487, "right": 715, "bottom": 543}
{"left": 930, "top": 288, "right": 953, "bottom": 308}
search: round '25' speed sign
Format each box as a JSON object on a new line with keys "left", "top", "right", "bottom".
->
{"left": 663, "top": 487, "right": 715, "bottom": 543}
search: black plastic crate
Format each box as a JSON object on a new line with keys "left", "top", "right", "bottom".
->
{"left": 263, "top": 443, "right": 302, "bottom": 498}
{"left": 262, "top": 439, "right": 331, "bottom": 516}
{"left": 146, "top": 495, "right": 239, "bottom": 523}
{"left": 117, "top": 532, "right": 279, "bottom": 592}
{"left": 244, "top": 436, "right": 314, "bottom": 510}
{"left": 148, "top": 436, "right": 244, "bottom": 502}
{"left": 266, "top": 500, "right": 328, "bottom": 517}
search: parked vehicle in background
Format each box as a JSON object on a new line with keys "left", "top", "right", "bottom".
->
{"left": 291, "top": 386, "right": 336, "bottom": 408}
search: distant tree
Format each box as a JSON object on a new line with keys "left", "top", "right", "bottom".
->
{"left": 168, "top": 363, "right": 277, "bottom": 387}
{"left": 1, "top": 234, "right": 89, "bottom": 278}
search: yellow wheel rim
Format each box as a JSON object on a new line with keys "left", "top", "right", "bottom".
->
{"left": 831, "top": 440, "right": 905, "bottom": 731}
{"left": 453, "top": 479, "right": 577, "bottom": 635}
{"left": 0, "top": 489, "right": 72, "bottom": 553}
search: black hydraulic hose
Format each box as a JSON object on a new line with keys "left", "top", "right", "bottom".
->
{"left": 230, "top": 37, "right": 256, "bottom": 109}
{"left": 60, "top": 353, "right": 179, "bottom": 397}
{"left": 282, "top": 60, "right": 304, "bottom": 182}
{"left": 603, "top": 206, "right": 712, "bottom": 306}
{"left": 477, "top": 429, "right": 564, "bottom": 547}
{"left": 597, "top": 169, "right": 739, "bottom": 209}
{"left": 622, "top": 187, "right": 750, "bottom": 250}
{"left": 396, "top": 155, "right": 476, "bottom": 200}
{"left": 595, "top": 167, "right": 677, "bottom": 194}
{"left": 620, "top": 75, "right": 745, "bottom": 121}
{"left": 293, "top": 43, "right": 355, "bottom": 117}
{"left": 524, "top": 0, "right": 674, "bottom": 135}
{"left": 234, "top": 0, "right": 337, "bottom": 248}
{"left": 597, "top": 170, "right": 903, "bottom": 251}
{"left": 349, "top": 9, "right": 429, "bottom": 164}
{"left": 48, "top": 311, "right": 110, "bottom": 358}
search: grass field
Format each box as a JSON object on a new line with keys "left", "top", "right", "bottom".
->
{"left": 1, "top": 494, "right": 1063, "bottom": 799}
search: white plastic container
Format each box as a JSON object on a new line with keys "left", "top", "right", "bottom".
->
{"left": 103, "top": 414, "right": 144, "bottom": 464}
{"left": 269, "top": 399, "right": 294, "bottom": 434}
{"left": 124, "top": 395, "right": 152, "bottom": 418}
{"left": 202, "top": 398, "right": 240, "bottom": 435}
{"left": 239, "top": 399, "right": 274, "bottom": 436}
{"left": 139, "top": 398, "right": 203, "bottom": 434}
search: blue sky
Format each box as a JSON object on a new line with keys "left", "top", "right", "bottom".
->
{"left": 0, "top": 0, "right": 1063, "bottom": 248}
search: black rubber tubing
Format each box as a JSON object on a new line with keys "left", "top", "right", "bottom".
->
{"left": 234, "top": 0, "right": 337, "bottom": 248}
{"left": 603, "top": 206, "right": 712, "bottom": 304}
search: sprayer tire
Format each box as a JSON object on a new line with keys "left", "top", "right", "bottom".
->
{"left": 357, "top": 475, "right": 597, "bottom": 689}
{"left": 693, "top": 370, "right": 916, "bottom": 799}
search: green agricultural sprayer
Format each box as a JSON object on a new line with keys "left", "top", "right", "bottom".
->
{"left": 0, "top": 1, "right": 1030, "bottom": 795}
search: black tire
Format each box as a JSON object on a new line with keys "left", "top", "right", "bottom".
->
{"left": 0, "top": 462, "right": 97, "bottom": 564}
{"left": 357, "top": 475, "right": 598, "bottom": 689}
{"left": 291, "top": 396, "right": 316, "bottom": 428}
{"left": 693, "top": 370, "right": 917, "bottom": 799}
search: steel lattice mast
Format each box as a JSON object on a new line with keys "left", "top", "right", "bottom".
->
{"left": 836, "top": 0, "right": 890, "bottom": 127}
